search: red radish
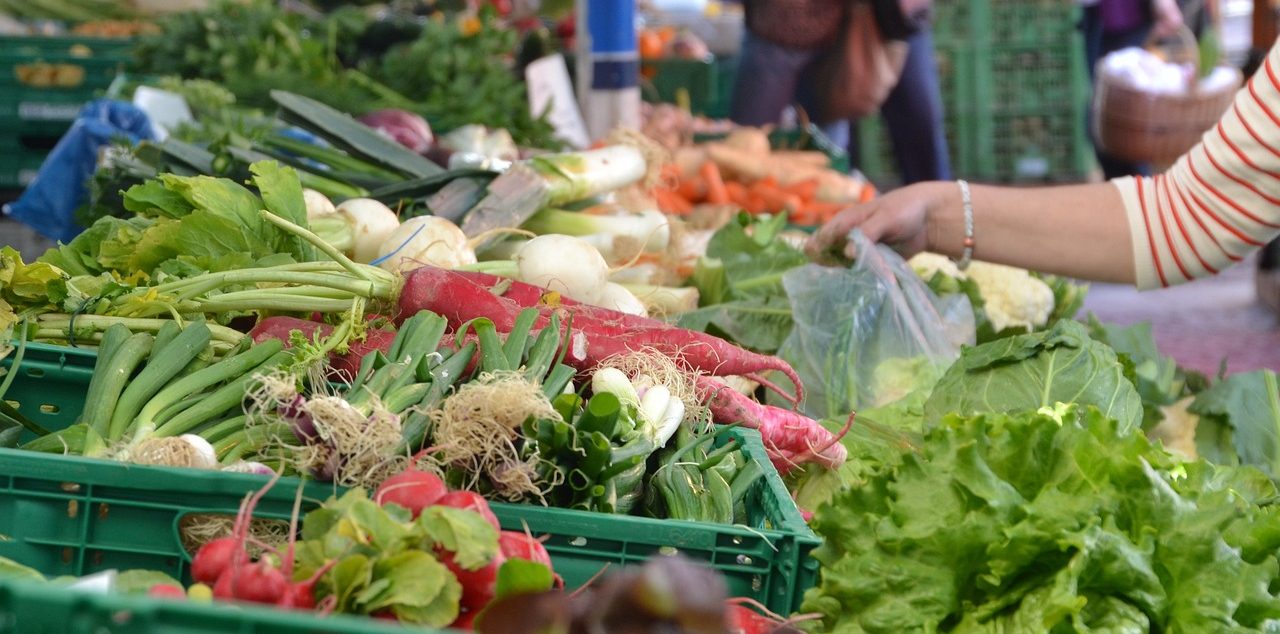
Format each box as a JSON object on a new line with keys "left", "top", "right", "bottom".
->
{"left": 191, "top": 536, "right": 246, "bottom": 585}
{"left": 373, "top": 610, "right": 399, "bottom": 621}
{"left": 148, "top": 584, "right": 187, "bottom": 599}
{"left": 212, "top": 569, "right": 236, "bottom": 600}
{"left": 280, "top": 581, "right": 316, "bottom": 610}
{"left": 435, "top": 490, "right": 501, "bottom": 531}
{"left": 726, "top": 603, "right": 780, "bottom": 634}
{"left": 375, "top": 469, "right": 448, "bottom": 519}
{"left": 697, "top": 377, "right": 851, "bottom": 474}
{"left": 498, "top": 531, "right": 552, "bottom": 568}
{"left": 219, "top": 561, "right": 287, "bottom": 605}
{"left": 249, "top": 316, "right": 397, "bottom": 379}
{"left": 452, "top": 609, "right": 478, "bottom": 631}
{"left": 440, "top": 549, "right": 504, "bottom": 611}
{"left": 395, "top": 266, "right": 804, "bottom": 404}
{"left": 279, "top": 557, "right": 340, "bottom": 610}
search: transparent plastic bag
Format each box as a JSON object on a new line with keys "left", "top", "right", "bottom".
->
{"left": 777, "top": 230, "right": 974, "bottom": 420}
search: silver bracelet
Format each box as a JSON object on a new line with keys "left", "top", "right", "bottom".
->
{"left": 956, "top": 179, "right": 975, "bottom": 271}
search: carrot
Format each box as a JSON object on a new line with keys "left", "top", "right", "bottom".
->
{"left": 677, "top": 175, "right": 706, "bottom": 202}
{"left": 789, "top": 207, "right": 817, "bottom": 226}
{"left": 654, "top": 188, "right": 693, "bottom": 215}
{"left": 744, "top": 193, "right": 768, "bottom": 215}
{"left": 701, "top": 161, "right": 731, "bottom": 205}
{"left": 786, "top": 179, "right": 819, "bottom": 201}
{"left": 803, "top": 200, "right": 848, "bottom": 223}
{"left": 753, "top": 181, "right": 802, "bottom": 213}
{"left": 859, "top": 182, "right": 878, "bottom": 203}
{"left": 725, "top": 181, "right": 750, "bottom": 208}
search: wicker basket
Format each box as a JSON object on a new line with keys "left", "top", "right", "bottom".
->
{"left": 1093, "top": 26, "right": 1241, "bottom": 166}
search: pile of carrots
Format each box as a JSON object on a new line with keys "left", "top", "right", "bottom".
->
{"left": 653, "top": 161, "right": 875, "bottom": 227}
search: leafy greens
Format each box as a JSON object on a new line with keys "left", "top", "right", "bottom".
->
{"left": 38, "top": 161, "right": 315, "bottom": 281}
{"left": 924, "top": 319, "right": 1144, "bottom": 433}
{"left": 802, "top": 405, "right": 1280, "bottom": 633}
{"left": 1190, "top": 369, "right": 1280, "bottom": 478}
{"left": 676, "top": 213, "right": 806, "bottom": 354}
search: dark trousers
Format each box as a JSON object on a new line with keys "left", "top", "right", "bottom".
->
{"left": 1081, "top": 4, "right": 1154, "bottom": 179}
{"left": 729, "top": 29, "right": 952, "bottom": 184}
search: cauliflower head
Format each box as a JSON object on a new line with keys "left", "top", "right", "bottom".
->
{"left": 965, "top": 261, "right": 1055, "bottom": 332}
{"left": 908, "top": 252, "right": 966, "bottom": 282}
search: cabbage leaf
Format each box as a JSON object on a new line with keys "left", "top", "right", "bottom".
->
{"left": 924, "top": 320, "right": 1144, "bottom": 433}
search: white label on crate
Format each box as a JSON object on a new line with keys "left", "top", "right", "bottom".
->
{"left": 19, "top": 102, "right": 80, "bottom": 121}
{"left": 525, "top": 54, "right": 591, "bottom": 150}
{"left": 18, "top": 169, "right": 39, "bottom": 187}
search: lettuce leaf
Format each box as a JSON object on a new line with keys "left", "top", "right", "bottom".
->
{"left": 801, "top": 405, "right": 1280, "bottom": 632}
{"left": 36, "top": 161, "right": 314, "bottom": 281}
{"left": 676, "top": 213, "right": 807, "bottom": 354}
{"left": 924, "top": 320, "right": 1144, "bottom": 433}
{"left": 1189, "top": 370, "right": 1280, "bottom": 477}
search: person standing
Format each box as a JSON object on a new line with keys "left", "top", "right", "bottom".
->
{"left": 729, "top": 0, "right": 952, "bottom": 184}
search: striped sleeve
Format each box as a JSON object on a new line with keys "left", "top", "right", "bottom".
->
{"left": 1114, "top": 38, "right": 1280, "bottom": 290}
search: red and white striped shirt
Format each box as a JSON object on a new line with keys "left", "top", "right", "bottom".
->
{"left": 1114, "top": 39, "right": 1280, "bottom": 289}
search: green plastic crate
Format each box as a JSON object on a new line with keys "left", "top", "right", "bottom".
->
{"left": 0, "top": 576, "right": 436, "bottom": 634}
{"left": 0, "top": 344, "right": 821, "bottom": 614}
{"left": 1, "top": 342, "right": 97, "bottom": 440}
{"left": 0, "top": 34, "right": 133, "bottom": 126}
{"left": 641, "top": 58, "right": 719, "bottom": 117}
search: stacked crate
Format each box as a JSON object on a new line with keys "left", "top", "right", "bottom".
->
{"left": 0, "top": 35, "right": 132, "bottom": 188}
{"left": 858, "top": 0, "right": 1093, "bottom": 186}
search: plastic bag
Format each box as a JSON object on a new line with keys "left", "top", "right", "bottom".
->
{"left": 2, "top": 99, "right": 155, "bottom": 243}
{"left": 777, "top": 230, "right": 974, "bottom": 420}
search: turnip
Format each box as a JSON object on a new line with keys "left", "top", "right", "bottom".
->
{"left": 303, "top": 189, "right": 337, "bottom": 219}
{"left": 597, "top": 282, "right": 648, "bottom": 317}
{"left": 375, "top": 216, "right": 477, "bottom": 273}
{"left": 514, "top": 234, "right": 610, "bottom": 303}
{"left": 336, "top": 198, "right": 400, "bottom": 263}
{"left": 131, "top": 435, "right": 219, "bottom": 469}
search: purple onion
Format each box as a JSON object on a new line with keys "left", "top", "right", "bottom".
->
{"left": 359, "top": 109, "right": 433, "bottom": 154}
{"left": 278, "top": 395, "right": 318, "bottom": 444}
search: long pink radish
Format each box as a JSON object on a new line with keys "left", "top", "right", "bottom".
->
{"left": 395, "top": 266, "right": 840, "bottom": 469}
{"left": 696, "top": 376, "right": 849, "bottom": 473}
{"left": 396, "top": 266, "right": 804, "bottom": 403}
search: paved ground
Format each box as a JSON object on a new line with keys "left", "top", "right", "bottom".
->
{"left": 1081, "top": 255, "right": 1280, "bottom": 376}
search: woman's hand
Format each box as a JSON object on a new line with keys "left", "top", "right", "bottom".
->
{"left": 805, "top": 182, "right": 950, "bottom": 263}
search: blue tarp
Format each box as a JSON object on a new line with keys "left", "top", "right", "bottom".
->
{"left": 3, "top": 99, "right": 155, "bottom": 244}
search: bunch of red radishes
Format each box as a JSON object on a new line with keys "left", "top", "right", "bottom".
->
{"left": 372, "top": 468, "right": 558, "bottom": 629}
{"left": 185, "top": 480, "right": 330, "bottom": 611}
{"left": 179, "top": 470, "right": 556, "bottom": 631}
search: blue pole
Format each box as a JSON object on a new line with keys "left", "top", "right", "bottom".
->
{"left": 577, "top": 0, "right": 640, "bottom": 139}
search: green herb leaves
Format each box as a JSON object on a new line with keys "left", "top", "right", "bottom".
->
{"left": 802, "top": 405, "right": 1280, "bottom": 632}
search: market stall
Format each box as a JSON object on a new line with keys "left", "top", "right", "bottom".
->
{"left": 1, "top": 1, "right": 1279, "bottom": 633}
